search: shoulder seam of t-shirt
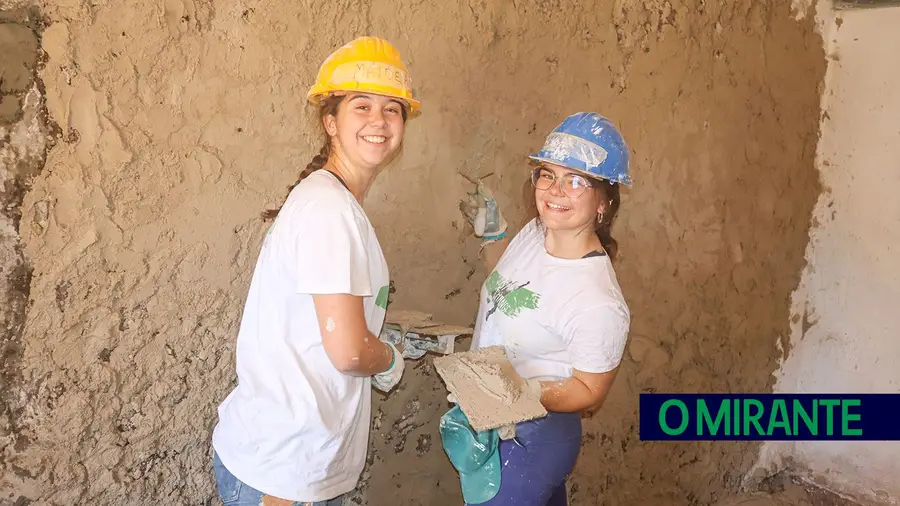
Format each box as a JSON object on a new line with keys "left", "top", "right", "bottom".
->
{"left": 311, "top": 169, "right": 350, "bottom": 195}
{"left": 290, "top": 171, "right": 362, "bottom": 214}
{"left": 322, "top": 169, "right": 351, "bottom": 193}
{"left": 320, "top": 171, "right": 367, "bottom": 226}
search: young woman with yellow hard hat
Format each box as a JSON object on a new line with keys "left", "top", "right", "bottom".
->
{"left": 210, "top": 37, "right": 422, "bottom": 506}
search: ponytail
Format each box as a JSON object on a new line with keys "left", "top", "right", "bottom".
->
{"left": 595, "top": 182, "right": 621, "bottom": 261}
{"left": 261, "top": 95, "right": 344, "bottom": 221}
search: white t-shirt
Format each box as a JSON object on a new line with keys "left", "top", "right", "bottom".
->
{"left": 212, "top": 170, "right": 390, "bottom": 502}
{"left": 471, "top": 218, "right": 630, "bottom": 381}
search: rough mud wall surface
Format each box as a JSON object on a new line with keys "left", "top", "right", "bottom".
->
{"left": 0, "top": 6, "right": 53, "bottom": 506}
{"left": 2, "top": 0, "right": 823, "bottom": 505}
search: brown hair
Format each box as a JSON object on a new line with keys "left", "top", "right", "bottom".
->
{"left": 261, "top": 94, "right": 345, "bottom": 221}
{"left": 521, "top": 170, "right": 622, "bottom": 261}
{"left": 594, "top": 180, "right": 621, "bottom": 260}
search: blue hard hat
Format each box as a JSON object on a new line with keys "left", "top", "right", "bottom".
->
{"left": 529, "top": 112, "right": 632, "bottom": 186}
{"left": 439, "top": 405, "right": 501, "bottom": 504}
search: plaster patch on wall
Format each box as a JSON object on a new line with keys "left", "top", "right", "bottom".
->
{"left": 755, "top": 1, "right": 900, "bottom": 503}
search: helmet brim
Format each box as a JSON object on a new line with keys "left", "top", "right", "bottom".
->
{"left": 307, "top": 90, "right": 422, "bottom": 118}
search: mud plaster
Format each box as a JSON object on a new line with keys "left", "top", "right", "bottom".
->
{"left": 384, "top": 309, "right": 476, "bottom": 337}
{"left": 2, "top": 0, "right": 825, "bottom": 504}
{"left": 383, "top": 307, "right": 473, "bottom": 355}
{"left": 456, "top": 355, "right": 520, "bottom": 406}
{"left": 434, "top": 346, "right": 545, "bottom": 432}
{"left": 0, "top": 8, "right": 54, "bottom": 506}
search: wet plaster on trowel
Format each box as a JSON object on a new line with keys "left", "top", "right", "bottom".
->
{"left": 434, "top": 346, "right": 545, "bottom": 433}
{"left": 458, "top": 356, "right": 521, "bottom": 407}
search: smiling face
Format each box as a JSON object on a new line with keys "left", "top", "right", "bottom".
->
{"left": 323, "top": 93, "right": 407, "bottom": 173}
{"left": 532, "top": 162, "right": 609, "bottom": 233}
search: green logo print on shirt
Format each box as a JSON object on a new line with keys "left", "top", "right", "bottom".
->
{"left": 375, "top": 284, "right": 390, "bottom": 310}
{"left": 484, "top": 271, "right": 540, "bottom": 321}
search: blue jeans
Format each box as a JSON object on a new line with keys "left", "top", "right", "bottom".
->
{"left": 213, "top": 451, "right": 344, "bottom": 506}
{"left": 470, "top": 412, "right": 582, "bottom": 506}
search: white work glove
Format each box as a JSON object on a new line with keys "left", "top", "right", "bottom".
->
{"left": 379, "top": 328, "right": 427, "bottom": 360}
{"left": 372, "top": 342, "right": 405, "bottom": 393}
{"left": 498, "top": 424, "right": 516, "bottom": 440}
{"left": 459, "top": 181, "right": 508, "bottom": 244}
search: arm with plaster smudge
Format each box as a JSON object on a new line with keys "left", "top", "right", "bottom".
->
{"left": 312, "top": 293, "right": 397, "bottom": 376}
{"left": 533, "top": 367, "right": 620, "bottom": 413}
{"left": 537, "top": 300, "right": 628, "bottom": 412}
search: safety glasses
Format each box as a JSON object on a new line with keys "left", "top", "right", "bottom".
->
{"left": 531, "top": 166, "right": 595, "bottom": 199}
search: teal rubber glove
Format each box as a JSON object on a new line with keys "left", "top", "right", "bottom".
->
{"left": 439, "top": 405, "right": 502, "bottom": 504}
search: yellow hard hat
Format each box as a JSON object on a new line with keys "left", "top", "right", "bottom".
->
{"left": 307, "top": 36, "right": 422, "bottom": 118}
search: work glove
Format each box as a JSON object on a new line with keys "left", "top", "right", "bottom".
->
{"left": 379, "top": 328, "right": 428, "bottom": 360}
{"left": 372, "top": 342, "right": 405, "bottom": 393}
{"left": 459, "top": 181, "right": 507, "bottom": 244}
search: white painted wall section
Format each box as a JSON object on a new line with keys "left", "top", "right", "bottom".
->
{"left": 758, "top": 3, "right": 900, "bottom": 504}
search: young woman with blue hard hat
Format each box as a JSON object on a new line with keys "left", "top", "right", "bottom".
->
{"left": 452, "top": 112, "right": 632, "bottom": 506}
